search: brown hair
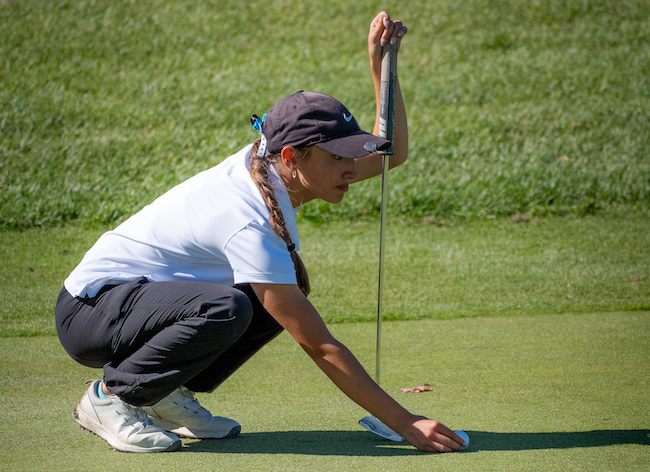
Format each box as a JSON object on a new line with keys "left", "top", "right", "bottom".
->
{"left": 249, "top": 140, "right": 311, "bottom": 296}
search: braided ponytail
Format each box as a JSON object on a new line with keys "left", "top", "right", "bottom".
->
{"left": 249, "top": 140, "right": 311, "bottom": 296}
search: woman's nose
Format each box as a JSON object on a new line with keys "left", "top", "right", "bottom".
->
{"left": 344, "top": 159, "right": 359, "bottom": 180}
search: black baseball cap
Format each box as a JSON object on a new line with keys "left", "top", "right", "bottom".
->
{"left": 260, "top": 91, "right": 391, "bottom": 158}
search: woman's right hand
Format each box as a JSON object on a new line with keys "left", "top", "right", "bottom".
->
{"left": 397, "top": 416, "right": 466, "bottom": 453}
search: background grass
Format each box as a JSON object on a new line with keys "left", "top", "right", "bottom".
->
{"left": 2, "top": 215, "right": 649, "bottom": 336}
{"left": 1, "top": 0, "right": 649, "bottom": 227}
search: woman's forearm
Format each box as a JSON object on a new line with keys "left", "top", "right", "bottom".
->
{"left": 311, "top": 339, "right": 416, "bottom": 433}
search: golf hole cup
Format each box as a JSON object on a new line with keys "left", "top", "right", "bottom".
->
{"left": 454, "top": 430, "right": 469, "bottom": 450}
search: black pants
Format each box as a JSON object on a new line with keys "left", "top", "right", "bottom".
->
{"left": 55, "top": 277, "right": 283, "bottom": 406}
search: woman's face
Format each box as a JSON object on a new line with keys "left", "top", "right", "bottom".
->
{"left": 288, "top": 145, "right": 360, "bottom": 206}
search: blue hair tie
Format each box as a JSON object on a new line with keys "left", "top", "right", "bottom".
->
{"left": 251, "top": 114, "right": 268, "bottom": 157}
{"left": 251, "top": 113, "right": 266, "bottom": 132}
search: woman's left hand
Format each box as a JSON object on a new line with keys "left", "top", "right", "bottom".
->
{"left": 368, "top": 11, "right": 408, "bottom": 68}
{"left": 354, "top": 11, "right": 409, "bottom": 182}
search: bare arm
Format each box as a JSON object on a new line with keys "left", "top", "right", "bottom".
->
{"left": 353, "top": 12, "right": 409, "bottom": 183}
{"left": 250, "top": 283, "right": 463, "bottom": 453}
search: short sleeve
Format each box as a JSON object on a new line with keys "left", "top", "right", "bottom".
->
{"left": 225, "top": 222, "right": 298, "bottom": 285}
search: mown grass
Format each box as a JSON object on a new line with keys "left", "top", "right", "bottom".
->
{"left": 2, "top": 312, "right": 648, "bottom": 471}
{"left": 305, "top": 216, "right": 650, "bottom": 323}
{"left": 1, "top": 0, "right": 649, "bottom": 228}
{"left": 2, "top": 216, "right": 648, "bottom": 337}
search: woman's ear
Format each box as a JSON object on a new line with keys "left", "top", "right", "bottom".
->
{"left": 280, "top": 146, "right": 297, "bottom": 169}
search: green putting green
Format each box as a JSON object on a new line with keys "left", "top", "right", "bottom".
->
{"left": 1, "top": 312, "right": 648, "bottom": 471}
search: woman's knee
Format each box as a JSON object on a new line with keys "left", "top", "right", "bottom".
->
{"left": 55, "top": 287, "right": 114, "bottom": 368}
{"left": 197, "top": 286, "right": 254, "bottom": 334}
{"left": 228, "top": 288, "right": 254, "bottom": 329}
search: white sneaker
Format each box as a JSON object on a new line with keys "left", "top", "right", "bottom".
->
{"left": 73, "top": 380, "right": 182, "bottom": 453}
{"left": 143, "top": 387, "right": 241, "bottom": 439}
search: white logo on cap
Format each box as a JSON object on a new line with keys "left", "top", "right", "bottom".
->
{"left": 343, "top": 113, "right": 353, "bottom": 122}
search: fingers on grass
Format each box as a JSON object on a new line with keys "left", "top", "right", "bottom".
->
{"left": 450, "top": 430, "right": 467, "bottom": 448}
{"left": 419, "top": 439, "right": 455, "bottom": 453}
{"left": 433, "top": 423, "right": 463, "bottom": 451}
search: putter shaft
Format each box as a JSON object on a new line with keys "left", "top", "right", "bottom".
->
{"left": 376, "top": 154, "right": 390, "bottom": 386}
{"left": 376, "top": 42, "right": 398, "bottom": 386}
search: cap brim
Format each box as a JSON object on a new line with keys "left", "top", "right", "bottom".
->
{"left": 316, "top": 131, "right": 391, "bottom": 158}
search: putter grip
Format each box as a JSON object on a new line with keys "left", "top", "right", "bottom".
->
{"left": 378, "top": 42, "right": 398, "bottom": 154}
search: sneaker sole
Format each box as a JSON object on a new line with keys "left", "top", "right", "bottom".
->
{"left": 73, "top": 404, "right": 182, "bottom": 453}
{"left": 169, "top": 425, "right": 241, "bottom": 440}
{"left": 149, "top": 416, "right": 241, "bottom": 439}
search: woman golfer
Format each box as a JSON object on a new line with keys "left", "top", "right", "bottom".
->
{"left": 55, "top": 12, "right": 464, "bottom": 454}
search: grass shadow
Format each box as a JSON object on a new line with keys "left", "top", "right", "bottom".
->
{"left": 465, "top": 430, "right": 650, "bottom": 452}
{"left": 182, "top": 431, "right": 419, "bottom": 456}
{"left": 180, "top": 429, "right": 650, "bottom": 456}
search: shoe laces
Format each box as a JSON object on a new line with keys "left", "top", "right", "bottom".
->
{"left": 176, "top": 387, "right": 207, "bottom": 415}
{"left": 123, "top": 404, "right": 154, "bottom": 429}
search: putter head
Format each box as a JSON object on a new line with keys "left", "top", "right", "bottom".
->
{"left": 358, "top": 415, "right": 404, "bottom": 442}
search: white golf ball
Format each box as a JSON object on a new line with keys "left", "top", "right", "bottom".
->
{"left": 454, "top": 430, "right": 469, "bottom": 450}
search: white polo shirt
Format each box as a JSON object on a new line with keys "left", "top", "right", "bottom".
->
{"left": 64, "top": 144, "right": 299, "bottom": 298}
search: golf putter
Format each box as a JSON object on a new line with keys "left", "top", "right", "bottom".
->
{"left": 358, "top": 39, "right": 404, "bottom": 442}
